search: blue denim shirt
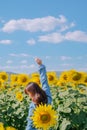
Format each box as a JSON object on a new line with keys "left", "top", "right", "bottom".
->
{"left": 26, "top": 64, "right": 52, "bottom": 130}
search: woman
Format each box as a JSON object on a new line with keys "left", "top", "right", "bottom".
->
{"left": 25, "top": 58, "right": 52, "bottom": 130}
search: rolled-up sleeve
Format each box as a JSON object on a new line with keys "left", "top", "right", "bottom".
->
{"left": 38, "top": 64, "right": 52, "bottom": 104}
{"left": 26, "top": 103, "right": 37, "bottom": 130}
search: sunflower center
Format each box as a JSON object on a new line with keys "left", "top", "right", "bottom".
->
{"left": 72, "top": 72, "right": 81, "bottom": 81}
{"left": 84, "top": 77, "right": 87, "bottom": 82}
{"left": 1, "top": 75, "right": 7, "bottom": 80}
{"left": 22, "top": 77, "right": 27, "bottom": 82}
{"left": 63, "top": 75, "right": 67, "bottom": 80}
{"left": 48, "top": 75, "right": 54, "bottom": 81}
{"left": 14, "top": 77, "right": 18, "bottom": 81}
{"left": 40, "top": 113, "right": 50, "bottom": 123}
{"left": 0, "top": 81, "right": 2, "bottom": 85}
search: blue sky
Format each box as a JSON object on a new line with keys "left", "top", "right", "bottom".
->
{"left": 0, "top": 0, "right": 87, "bottom": 74}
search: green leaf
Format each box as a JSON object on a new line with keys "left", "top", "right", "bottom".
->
{"left": 59, "top": 118, "right": 71, "bottom": 130}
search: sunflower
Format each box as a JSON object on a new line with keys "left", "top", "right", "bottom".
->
{"left": 30, "top": 72, "right": 41, "bottom": 86}
{"left": 57, "top": 80, "right": 66, "bottom": 87}
{"left": 59, "top": 71, "right": 70, "bottom": 84}
{"left": 68, "top": 70, "right": 82, "bottom": 83}
{"left": 47, "top": 72, "right": 58, "bottom": 86}
{"left": 6, "top": 126, "right": 17, "bottom": 130}
{"left": 0, "top": 80, "right": 3, "bottom": 88}
{"left": 30, "top": 77, "right": 41, "bottom": 86}
{"left": 31, "top": 104, "right": 57, "bottom": 130}
{"left": 16, "top": 92, "right": 23, "bottom": 101}
{"left": 10, "top": 74, "right": 18, "bottom": 86}
{"left": 31, "top": 72, "right": 40, "bottom": 78}
{"left": 0, "top": 122, "right": 5, "bottom": 130}
{"left": 0, "top": 72, "right": 8, "bottom": 82}
{"left": 17, "top": 74, "right": 30, "bottom": 86}
{"left": 81, "top": 72, "right": 87, "bottom": 86}
{"left": 78, "top": 88, "right": 87, "bottom": 94}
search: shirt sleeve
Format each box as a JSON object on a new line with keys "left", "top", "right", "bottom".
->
{"left": 26, "top": 103, "right": 37, "bottom": 130}
{"left": 38, "top": 64, "right": 52, "bottom": 104}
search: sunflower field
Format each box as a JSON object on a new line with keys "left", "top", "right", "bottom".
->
{"left": 0, "top": 69, "right": 87, "bottom": 130}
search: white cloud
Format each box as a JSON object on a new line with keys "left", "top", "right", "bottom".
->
{"left": 0, "top": 40, "right": 12, "bottom": 44}
{"left": 38, "top": 30, "right": 87, "bottom": 43}
{"left": 59, "top": 22, "right": 75, "bottom": 32}
{"left": 18, "top": 64, "right": 35, "bottom": 69}
{"left": 0, "top": 64, "right": 36, "bottom": 74}
{"left": 77, "top": 67, "right": 87, "bottom": 71}
{"left": 65, "top": 31, "right": 87, "bottom": 42}
{"left": 20, "top": 53, "right": 31, "bottom": 57}
{"left": 60, "top": 56, "right": 72, "bottom": 60}
{"left": 9, "top": 53, "right": 32, "bottom": 57}
{"left": 27, "top": 39, "right": 36, "bottom": 45}
{"left": 0, "top": 65, "right": 18, "bottom": 71}
{"left": 29, "top": 64, "right": 36, "bottom": 68}
{"left": 61, "top": 63, "right": 73, "bottom": 67}
{"left": 2, "top": 15, "right": 74, "bottom": 33}
{"left": 20, "top": 65, "right": 30, "bottom": 69}
{"left": 6, "top": 60, "right": 13, "bottom": 64}
{"left": 9, "top": 53, "right": 18, "bottom": 57}
{"left": 1, "top": 15, "right": 87, "bottom": 43}
{"left": 9, "top": 54, "right": 38, "bottom": 60}
{"left": 21, "top": 60, "right": 28, "bottom": 64}
{"left": 38, "top": 33, "right": 64, "bottom": 43}
{"left": 45, "top": 56, "right": 51, "bottom": 59}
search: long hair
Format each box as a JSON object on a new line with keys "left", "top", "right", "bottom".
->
{"left": 24, "top": 82, "right": 48, "bottom": 105}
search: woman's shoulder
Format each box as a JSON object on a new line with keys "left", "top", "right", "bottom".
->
{"left": 29, "top": 102, "right": 36, "bottom": 109}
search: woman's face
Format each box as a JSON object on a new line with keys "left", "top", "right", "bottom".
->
{"left": 27, "top": 92, "right": 36, "bottom": 104}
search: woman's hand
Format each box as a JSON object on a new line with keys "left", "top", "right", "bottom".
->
{"left": 35, "top": 58, "right": 42, "bottom": 65}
